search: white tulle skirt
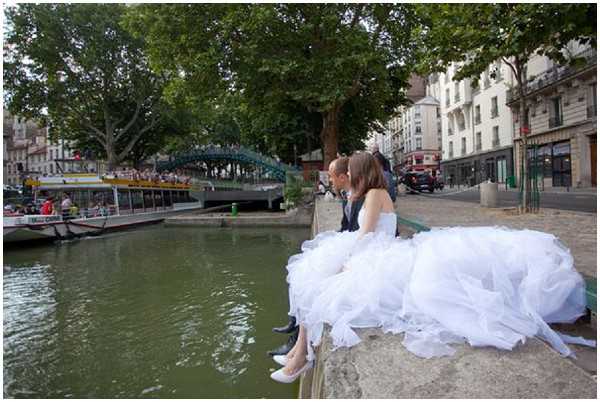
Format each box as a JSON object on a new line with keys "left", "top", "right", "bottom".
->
{"left": 286, "top": 226, "right": 592, "bottom": 359}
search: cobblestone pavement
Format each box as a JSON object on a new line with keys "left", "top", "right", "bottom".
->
{"left": 395, "top": 193, "right": 597, "bottom": 278}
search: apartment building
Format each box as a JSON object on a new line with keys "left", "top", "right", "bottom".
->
{"left": 507, "top": 44, "right": 596, "bottom": 189}
{"left": 433, "top": 61, "right": 514, "bottom": 186}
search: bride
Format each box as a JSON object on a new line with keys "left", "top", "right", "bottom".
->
{"left": 270, "top": 151, "right": 590, "bottom": 383}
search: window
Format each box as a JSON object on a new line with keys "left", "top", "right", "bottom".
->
{"left": 457, "top": 114, "right": 465, "bottom": 131}
{"left": 416, "top": 138, "right": 422, "bottom": 150}
{"left": 493, "top": 126, "right": 500, "bottom": 147}
{"left": 445, "top": 88, "right": 450, "bottom": 107}
{"left": 461, "top": 137, "right": 467, "bottom": 155}
{"left": 445, "top": 68, "right": 451, "bottom": 83}
{"left": 415, "top": 125, "right": 421, "bottom": 134}
{"left": 449, "top": 141, "right": 453, "bottom": 158}
{"left": 454, "top": 82, "right": 460, "bottom": 102}
{"left": 475, "top": 105, "right": 481, "bottom": 124}
{"left": 588, "top": 83, "right": 596, "bottom": 118}
{"left": 494, "top": 61, "right": 503, "bottom": 81}
{"left": 491, "top": 96, "right": 499, "bottom": 118}
{"left": 436, "top": 107, "right": 440, "bottom": 118}
{"left": 476, "top": 132, "right": 482, "bottom": 151}
{"left": 484, "top": 69, "right": 491, "bottom": 88}
{"left": 549, "top": 97, "right": 562, "bottom": 128}
{"left": 414, "top": 105, "right": 421, "bottom": 118}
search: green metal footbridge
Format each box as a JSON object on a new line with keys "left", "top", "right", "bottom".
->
{"left": 156, "top": 146, "right": 301, "bottom": 182}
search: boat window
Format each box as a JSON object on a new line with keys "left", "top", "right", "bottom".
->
{"left": 164, "top": 190, "right": 173, "bottom": 207}
{"left": 131, "top": 190, "right": 144, "bottom": 210}
{"left": 118, "top": 190, "right": 131, "bottom": 213}
{"left": 143, "top": 190, "right": 154, "bottom": 210}
{"left": 155, "top": 191, "right": 164, "bottom": 208}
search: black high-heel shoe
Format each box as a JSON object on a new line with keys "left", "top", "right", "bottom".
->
{"left": 272, "top": 316, "right": 297, "bottom": 334}
{"left": 267, "top": 328, "right": 299, "bottom": 356}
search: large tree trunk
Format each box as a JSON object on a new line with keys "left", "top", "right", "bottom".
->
{"left": 320, "top": 106, "right": 341, "bottom": 168}
{"left": 105, "top": 134, "right": 118, "bottom": 172}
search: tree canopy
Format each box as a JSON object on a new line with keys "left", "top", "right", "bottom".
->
{"left": 4, "top": 4, "right": 188, "bottom": 170}
{"left": 126, "top": 4, "right": 422, "bottom": 165}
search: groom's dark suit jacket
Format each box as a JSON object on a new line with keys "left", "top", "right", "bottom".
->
{"left": 340, "top": 196, "right": 364, "bottom": 232}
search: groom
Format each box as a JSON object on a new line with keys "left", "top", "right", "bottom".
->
{"left": 268, "top": 157, "right": 364, "bottom": 356}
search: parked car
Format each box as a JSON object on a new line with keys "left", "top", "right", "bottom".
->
{"left": 403, "top": 172, "right": 435, "bottom": 193}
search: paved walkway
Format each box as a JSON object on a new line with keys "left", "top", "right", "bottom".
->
{"left": 396, "top": 194, "right": 597, "bottom": 279}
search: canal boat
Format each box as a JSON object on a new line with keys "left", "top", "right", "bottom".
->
{"left": 3, "top": 174, "right": 203, "bottom": 244}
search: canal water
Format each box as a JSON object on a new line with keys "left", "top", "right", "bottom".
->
{"left": 3, "top": 225, "right": 309, "bottom": 398}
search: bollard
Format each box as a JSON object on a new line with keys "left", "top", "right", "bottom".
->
{"left": 231, "top": 202, "right": 238, "bottom": 216}
{"left": 480, "top": 181, "right": 499, "bottom": 208}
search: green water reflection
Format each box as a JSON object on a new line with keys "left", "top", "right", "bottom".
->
{"left": 4, "top": 225, "right": 308, "bottom": 398}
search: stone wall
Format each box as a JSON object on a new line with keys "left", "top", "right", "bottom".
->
{"left": 299, "top": 197, "right": 596, "bottom": 398}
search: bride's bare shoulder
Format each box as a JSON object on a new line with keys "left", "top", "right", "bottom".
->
{"left": 365, "top": 189, "right": 387, "bottom": 203}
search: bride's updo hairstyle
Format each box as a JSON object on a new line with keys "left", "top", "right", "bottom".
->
{"left": 348, "top": 151, "right": 386, "bottom": 201}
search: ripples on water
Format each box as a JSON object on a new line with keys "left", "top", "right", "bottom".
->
{"left": 3, "top": 226, "right": 308, "bottom": 398}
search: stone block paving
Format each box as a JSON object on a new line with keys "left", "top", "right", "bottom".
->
{"left": 396, "top": 194, "right": 597, "bottom": 279}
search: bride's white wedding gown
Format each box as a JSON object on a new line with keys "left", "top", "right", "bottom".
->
{"left": 286, "top": 208, "right": 591, "bottom": 359}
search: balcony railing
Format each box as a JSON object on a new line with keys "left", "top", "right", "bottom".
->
{"left": 461, "top": 148, "right": 466, "bottom": 155}
{"left": 549, "top": 115, "right": 563, "bottom": 128}
{"left": 587, "top": 106, "right": 597, "bottom": 118}
{"left": 448, "top": 151, "right": 454, "bottom": 158}
{"left": 476, "top": 142, "right": 482, "bottom": 151}
{"left": 506, "top": 47, "right": 597, "bottom": 104}
{"left": 492, "top": 138, "right": 500, "bottom": 147}
{"left": 455, "top": 94, "right": 460, "bottom": 103}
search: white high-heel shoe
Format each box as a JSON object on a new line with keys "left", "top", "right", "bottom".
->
{"left": 270, "top": 361, "right": 313, "bottom": 383}
{"left": 273, "top": 355, "right": 288, "bottom": 366}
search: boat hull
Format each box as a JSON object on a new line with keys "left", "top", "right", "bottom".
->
{"left": 3, "top": 203, "right": 204, "bottom": 244}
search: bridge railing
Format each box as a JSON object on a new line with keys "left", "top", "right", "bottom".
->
{"left": 160, "top": 145, "right": 302, "bottom": 180}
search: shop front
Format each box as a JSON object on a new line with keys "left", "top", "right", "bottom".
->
{"left": 441, "top": 146, "right": 514, "bottom": 187}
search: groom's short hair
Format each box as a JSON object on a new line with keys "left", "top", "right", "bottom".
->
{"left": 334, "top": 157, "right": 349, "bottom": 176}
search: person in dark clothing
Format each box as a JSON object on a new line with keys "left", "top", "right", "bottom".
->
{"left": 373, "top": 152, "right": 397, "bottom": 202}
{"left": 371, "top": 144, "right": 391, "bottom": 173}
{"left": 268, "top": 157, "right": 364, "bottom": 356}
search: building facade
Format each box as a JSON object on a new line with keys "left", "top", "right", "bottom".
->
{"left": 507, "top": 44, "right": 596, "bottom": 189}
{"left": 3, "top": 110, "right": 80, "bottom": 185}
{"left": 433, "top": 61, "right": 514, "bottom": 187}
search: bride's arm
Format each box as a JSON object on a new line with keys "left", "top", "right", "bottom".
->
{"left": 358, "top": 191, "right": 382, "bottom": 237}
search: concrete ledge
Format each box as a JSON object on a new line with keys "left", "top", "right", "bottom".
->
{"left": 164, "top": 206, "right": 312, "bottom": 228}
{"left": 300, "top": 197, "right": 596, "bottom": 398}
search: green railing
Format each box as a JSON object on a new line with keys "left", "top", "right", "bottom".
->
{"left": 397, "top": 216, "right": 431, "bottom": 233}
{"left": 157, "top": 146, "right": 301, "bottom": 182}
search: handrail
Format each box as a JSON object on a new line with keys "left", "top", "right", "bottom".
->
{"left": 397, "top": 216, "right": 431, "bottom": 233}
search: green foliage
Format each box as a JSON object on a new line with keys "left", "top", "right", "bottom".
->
{"left": 416, "top": 4, "right": 596, "bottom": 84}
{"left": 284, "top": 172, "right": 304, "bottom": 206}
{"left": 125, "top": 4, "right": 422, "bottom": 165}
{"left": 3, "top": 4, "right": 191, "bottom": 169}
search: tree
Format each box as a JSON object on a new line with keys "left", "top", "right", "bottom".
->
{"left": 125, "top": 4, "right": 421, "bottom": 166}
{"left": 417, "top": 3, "right": 596, "bottom": 211}
{"left": 4, "top": 4, "right": 171, "bottom": 170}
